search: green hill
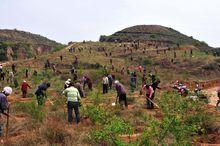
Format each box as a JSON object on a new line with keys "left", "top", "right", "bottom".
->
{"left": 100, "top": 25, "right": 213, "bottom": 52}
{"left": 0, "top": 29, "right": 65, "bottom": 61}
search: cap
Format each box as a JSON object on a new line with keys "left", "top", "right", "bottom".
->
{"left": 114, "top": 80, "right": 119, "bottom": 84}
{"left": 3, "top": 87, "right": 12, "bottom": 95}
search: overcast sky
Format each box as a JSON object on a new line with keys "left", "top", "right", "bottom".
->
{"left": 0, "top": 0, "right": 219, "bottom": 47}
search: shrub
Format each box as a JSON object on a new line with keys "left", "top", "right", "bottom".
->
{"left": 142, "top": 58, "right": 154, "bottom": 66}
{"left": 138, "top": 92, "right": 213, "bottom": 145}
{"left": 41, "top": 123, "right": 71, "bottom": 145}
{"left": 90, "top": 116, "right": 134, "bottom": 145}
{"left": 14, "top": 101, "right": 45, "bottom": 122}
{"left": 84, "top": 105, "right": 107, "bottom": 124}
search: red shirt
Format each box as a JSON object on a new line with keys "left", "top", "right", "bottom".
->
{"left": 21, "top": 82, "right": 30, "bottom": 91}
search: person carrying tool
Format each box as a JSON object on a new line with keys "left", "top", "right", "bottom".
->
{"left": 35, "top": 82, "right": 50, "bottom": 106}
{"left": 0, "top": 87, "right": 12, "bottom": 139}
{"left": 142, "top": 84, "right": 154, "bottom": 109}
{"left": 21, "top": 80, "right": 31, "bottom": 98}
{"left": 63, "top": 82, "right": 81, "bottom": 124}
{"left": 115, "top": 80, "right": 128, "bottom": 109}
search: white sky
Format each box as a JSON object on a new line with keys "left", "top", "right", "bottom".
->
{"left": 0, "top": 0, "right": 219, "bottom": 47}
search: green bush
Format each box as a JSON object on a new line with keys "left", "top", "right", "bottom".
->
{"left": 90, "top": 116, "right": 134, "bottom": 146}
{"left": 138, "top": 92, "right": 213, "bottom": 145}
{"left": 14, "top": 101, "right": 45, "bottom": 122}
{"left": 84, "top": 105, "right": 107, "bottom": 124}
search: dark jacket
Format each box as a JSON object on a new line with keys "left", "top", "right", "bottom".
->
{"left": 35, "top": 83, "right": 48, "bottom": 96}
{"left": 0, "top": 92, "right": 8, "bottom": 113}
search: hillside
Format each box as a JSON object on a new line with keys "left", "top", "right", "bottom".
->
{"left": 0, "top": 41, "right": 219, "bottom": 145}
{"left": 0, "top": 29, "right": 65, "bottom": 61}
{"left": 100, "top": 25, "right": 214, "bottom": 52}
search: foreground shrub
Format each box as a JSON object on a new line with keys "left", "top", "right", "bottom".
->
{"left": 138, "top": 92, "right": 214, "bottom": 146}
{"left": 14, "top": 101, "right": 45, "bottom": 122}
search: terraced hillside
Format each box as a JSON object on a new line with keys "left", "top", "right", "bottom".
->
{"left": 100, "top": 25, "right": 214, "bottom": 52}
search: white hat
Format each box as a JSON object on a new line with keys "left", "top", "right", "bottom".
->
{"left": 114, "top": 80, "right": 119, "bottom": 84}
{"left": 65, "top": 80, "right": 70, "bottom": 86}
{"left": 23, "top": 80, "right": 26, "bottom": 83}
{"left": 3, "top": 87, "right": 12, "bottom": 95}
{"left": 67, "top": 79, "right": 71, "bottom": 82}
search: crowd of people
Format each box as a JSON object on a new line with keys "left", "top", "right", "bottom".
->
{"left": 0, "top": 42, "right": 220, "bottom": 142}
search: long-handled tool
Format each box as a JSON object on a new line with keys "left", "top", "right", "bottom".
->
{"left": 5, "top": 106, "right": 9, "bottom": 141}
{"left": 146, "top": 97, "right": 159, "bottom": 108}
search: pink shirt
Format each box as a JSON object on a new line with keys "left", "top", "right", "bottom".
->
{"left": 142, "top": 85, "right": 154, "bottom": 99}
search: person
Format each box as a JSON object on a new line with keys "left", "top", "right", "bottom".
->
{"left": 126, "top": 67, "right": 130, "bottom": 75}
{"left": 0, "top": 87, "right": 12, "bottom": 138}
{"left": 73, "top": 71, "right": 78, "bottom": 81}
{"left": 33, "top": 70, "right": 38, "bottom": 76}
{"left": 71, "top": 67, "right": 75, "bottom": 75}
{"left": 174, "top": 51, "right": 177, "bottom": 58}
{"left": 46, "top": 60, "right": 50, "bottom": 68}
{"left": 63, "top": 82, "right": 81, "bottom": 124}
{"left": 150, "top": 74, "right": 161, "bottom": 98}
{"left": 173, "top": 81, "right": 188, "bottom": 96}
{"left": 74, "top": 56, "right": 78, "bottom": 65}
{"left": 102, "top": 75, "right": 109, "bottom": 94}
{"left": 107, "top": 74, "right": 113, "bottom": 90}
{"left": 35, "top": 82, "right": 50, "bottom": 106}
{"left": 115, "top": 80, "right": 128, "bottom": 109}
{"left": 121, "top": 67, "right": 125, "bottom": 75}
{"left": 83, "top": 76, "right": 92, "bottom": 91}
{"left": 11, "top": 64, "right": 16, "bottom": 73}
{"left": 143, "top": 66, "right": 147, "bottom": 75}
{"left": 64, "top": 79, "right": 71, "bottom": 89}
{"left": 74, "top": 81, "right": 85, "bottom": 98}
{"left": 216, "top": 88, "right": 220, "bottom": 108}
{"left": 9, "top": 71, "right": 14, "bottom": 84}
{"left": 25, "top": 68, "right": 29, "bottom": 78}
{"left": 130, "top": 72, "right": 137, "bottom": 92}
{"left": 194, "top": 83, "right": 202, "bottom": 95}
{"left": 60, "top": 55, "right": 63, "bottom": 61}
{"left": 138, "top": 65, "right": 143, "bottom": 72}
{"left": 0, "top": 72, "right": 5, "bottom": 81}
{"left": 141, "top": 74, "right": 147, "bottom": 88}
{"left": 142, "top": 84, "right": 154, "bottom": 109}
{"left": 21, "top": 80, "right": 31, "bottom": 98}
{"left": 0, "top": 64, "right": 2, "bottom": 73}
{"left": 52, "top": 64, "right": 56, "bottom": 74}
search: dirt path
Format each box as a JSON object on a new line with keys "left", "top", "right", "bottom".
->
{"left": 205, "top": 87, "right": 219, "bottom": 106}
